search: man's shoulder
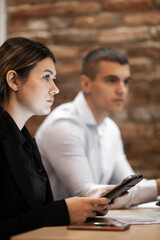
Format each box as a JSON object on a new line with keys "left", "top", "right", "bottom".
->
{"left": 36, "top": 100, "right": 84, "bottom": 138}
{"left": 50, "top": 101, "right": 80, "bottom": 123}
{"left": 103, "top": 117, "right": 121, "bottom": 133}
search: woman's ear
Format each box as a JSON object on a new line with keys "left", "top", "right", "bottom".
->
{"left": 80, "top": 75, "right": 92, "bottom": 94}
{"left": 6, "top": 70, "right": 19, "bottom": 91}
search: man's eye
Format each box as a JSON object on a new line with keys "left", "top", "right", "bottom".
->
{"left": 124, "top": 79, "right": 129, "bottom": 85}
{"left": 52, "top": 78, "right": 57, "bottom": 83}
{"left": 107, "top": 78, "right": 116, "bottom": 83}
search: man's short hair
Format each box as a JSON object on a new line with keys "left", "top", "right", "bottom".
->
{"left": 82, "top": 48, "right": 129, "bottom": 80}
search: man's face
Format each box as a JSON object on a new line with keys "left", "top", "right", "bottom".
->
{"left": 86, "top": 60, "right": 131, "bottom": 115}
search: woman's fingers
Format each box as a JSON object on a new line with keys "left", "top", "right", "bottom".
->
{"left": 65, "top": 197, "right": 111, "bottom": 224}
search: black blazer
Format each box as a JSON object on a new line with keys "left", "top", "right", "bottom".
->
{"left": 0, "top": 108, "right": 69, "bottom": 240}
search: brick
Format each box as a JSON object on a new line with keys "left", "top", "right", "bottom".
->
{"left": 9, "top": 0, "right": 54, "bottom": 4}
{"left": 150, "top": 107, "right": 160, "bottom": 120}
{"left": 152, "top": 92, "right": 160, "bottom": 103}
{"left": 98, "top": 26, "right": 149, "bottom": 44}
{"left": 124, "top": 11, "right": 160, "bottom": 25}
{"left": 128, "top": 41, "right": 160, "bottom": 58}
{"left": 155, "top": 123, "right": 160, "bottom": 137}
{"left": 56, "top": 60, "right": 81, "bottom": 76}
{"left": 50, "top": 17, "right": 71, "bottom": 28}
{"left": 26, "top": 115, "right": 45, "bottom": 137}
{"left": 130, "top": 73, "right": 151, "bottom": 89}
{"left": 118, "top": 123, "right": 153, "bottom": 138}
{"left": 7, "top": 19, "right": 49, "bottom": 33}
{"left": 53, "top": 1, "right": 100, "bottom": 15}
{"left": 155, "top": 0, "right": 160, "bottom": 7}
{"left": 128, "top": 155, "right": 160, "bottom": 170}
{"left": 102, "top": 0, "right": 152, "bottom": 12}
{"left": 48, "top": 45, "right": 79, "bottom": 59}
{"left": 130, "top": 107, "right": 152, "bottom": 122}
{"left": 155, "top": 60, "right": 160, "bottom": 72}
{"left": 57, "top": 76, "right": 80, "bottom": 94}
{"left": 148, "top": 72, "right": 160, "bottom": 89}
{"left": 128, "top": 140, "right": 160, "bottom": 153}
{"left": 111, "top": 109, "right": 129, "bottom": 122}
{"left": 140, "top": 170, "right": 160, "bottom": 179}
{"left": 8, "top": 31, "right": 51, "bottom": 45}
{"left": 128, "top": 155, "right": 160, "bottom": 178}
{"left": 54, "top": 89, "right": 79, "bottom": 108}
{"left": 73, "top": 13, "right": 122, "bottom": 28}
{"left": 51, "top": 29, "right": 98, "bottom": 44}
{"left": 127, "top": 90, "right": 150, "bottom": 105}
{"left": 7, "top": 19, "right": 27, "bottom": 33}
{"left": 28, "top": 19, "right": 48, "bottom": 31}
{"left": 150, "top": 26, "right": 160, "bottom": 40}
{"left": 8, "top": 4, "right": 54, "bottom": 18}
{"left": 129, "top": 57, "right": 153, "bottom": 73}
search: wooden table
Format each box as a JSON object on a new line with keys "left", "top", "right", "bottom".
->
{"left": 11, "top": 202, "right": 160, "bottom": 240}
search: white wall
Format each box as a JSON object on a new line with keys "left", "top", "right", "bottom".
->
{"left": 0, "top": 0, "right": 6, "bottom": 45}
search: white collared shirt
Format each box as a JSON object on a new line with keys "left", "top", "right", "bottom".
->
{"left": 35, "top": 91, "right": 157, "bottom": 208}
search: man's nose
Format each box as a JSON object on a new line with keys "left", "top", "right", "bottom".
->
{"left": 116, "top": 82, "right": 127, "bottom": 94}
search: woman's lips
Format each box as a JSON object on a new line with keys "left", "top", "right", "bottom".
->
{"left": 47, "top": 99, "right": 54, "bottom": 105}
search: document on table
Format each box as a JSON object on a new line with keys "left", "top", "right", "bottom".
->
{"left": 111, "top": 213, "right": 160, "bottom": 225}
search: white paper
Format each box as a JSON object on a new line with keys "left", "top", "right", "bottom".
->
{"left": 111, "top": 213, "right": 160, "bottom": 225}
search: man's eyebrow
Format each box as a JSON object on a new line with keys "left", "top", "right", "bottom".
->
{"left": 125, "top": 76, "right": 132, "bottom": 81}
{"left": 103, "top": 75, "right": 132, "bottom": 81}
{"left": 103, "top": 75, "right": 119, "bottom": 79}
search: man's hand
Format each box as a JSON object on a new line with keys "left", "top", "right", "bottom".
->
{"left": 83, "top": 186, "right": 113, "bottom": 199}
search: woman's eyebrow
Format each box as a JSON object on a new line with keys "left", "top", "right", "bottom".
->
{"left": 44, "top": 69, "right": 54, "bottom": 75}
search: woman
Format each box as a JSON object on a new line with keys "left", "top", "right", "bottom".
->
{"left": 0, "top": 37, "right": 110, "bottom": 239}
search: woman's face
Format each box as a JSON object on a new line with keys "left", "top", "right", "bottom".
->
{"left": 16, "top": 57, "right": 59, "bottom": 117}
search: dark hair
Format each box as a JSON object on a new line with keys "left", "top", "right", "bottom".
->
{"left": 82, "top": 47, "right": 129, "bottom": 80}
{"left": 0, "top": 37, "right": 56, "bottom": 104}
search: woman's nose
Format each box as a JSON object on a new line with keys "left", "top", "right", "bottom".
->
{"left": 49, "top": 82, "right": 59, "bottom": 96}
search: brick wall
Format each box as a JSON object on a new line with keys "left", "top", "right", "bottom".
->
{"left": 6, "top": 0, "right": 160, "bottom": 179}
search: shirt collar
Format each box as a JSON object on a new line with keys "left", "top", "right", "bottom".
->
{"left": 73, "top": 92, "right": 108, "bottom": 136}
{"left": 74, "top": 91, "right": 98, "bottom": 126}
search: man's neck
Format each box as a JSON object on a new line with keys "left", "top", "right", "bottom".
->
{"left": 84, "top": 95, "right": 109, "bottom": 125}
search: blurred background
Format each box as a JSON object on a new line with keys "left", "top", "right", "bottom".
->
{"left": 1, "top": 0, "right": 160, "bottom": 179}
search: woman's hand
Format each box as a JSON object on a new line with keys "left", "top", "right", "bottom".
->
{"left": 65, "top": 197, "right": 110, "bottom": 224}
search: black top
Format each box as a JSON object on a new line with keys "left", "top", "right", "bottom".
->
{"left": 0, "top": 107, "right": 70, "bottom": 240}
{"left": 18, "top": 121, "right": 48, "bottom": 205}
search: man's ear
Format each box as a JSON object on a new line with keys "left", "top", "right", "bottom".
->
{"left": 6, "top": 70, "right": 19, "bottom": 91}
{"left": 80, "top": 75, "right": 92, "bottom": 94}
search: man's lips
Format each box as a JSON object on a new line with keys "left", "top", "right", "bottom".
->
{"left": 112, "top": 98, "right": 124, "bottom": 103}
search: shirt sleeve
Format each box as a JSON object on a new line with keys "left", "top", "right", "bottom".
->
{"left": 108, "top": 124, "right": 158, "bottom": 208}
{"left": 111, "top": 179, "right": 158, "bottom": 209}
{"left": 37, "top": 119, "right": 102, "bottom": 197}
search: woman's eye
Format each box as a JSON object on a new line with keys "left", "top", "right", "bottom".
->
{"left": 43, "top": 75, "right": 50, "bottom": 81}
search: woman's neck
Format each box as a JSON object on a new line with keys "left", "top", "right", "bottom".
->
{"left": 3, "top": 102, "right": 29, "bottom": 130}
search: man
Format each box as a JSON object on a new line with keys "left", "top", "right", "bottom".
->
{"left": 35, "top": 48, "right": 160, "bottom": 208}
